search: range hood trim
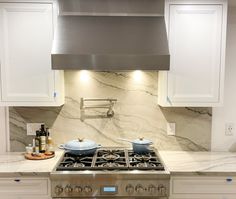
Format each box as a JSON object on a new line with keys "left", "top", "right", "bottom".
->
{"left": 52, "top": 54, "right": 170, "bottom": 70}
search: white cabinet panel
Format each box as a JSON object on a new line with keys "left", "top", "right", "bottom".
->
{"left": 0, "top": 178, "right": 50, "bottom": 198}
{"left": 0, "top": 178, "right": 48, "bottom": 195}
{"left": 170, "top": 176, "right": 236, "bottom": 199}
{"left": 168, "top": 5, "right": 222, "bottom": 103}
{"left": 0, "top": 3, "right": 64, "bottom": 106}
{"left": 173, "top": 177, "right": 236, "bottom": 194}
{"left": 158, "top": 1, "right": 227, "bottom": 107}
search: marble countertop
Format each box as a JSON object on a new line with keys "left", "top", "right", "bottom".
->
{"left": 1, "top": 150, "right": 236, "bottom": 177}
{"left": 159, "top": 151, "right": 236, "bottom": 176}
{"left": 0, "top": 150, "right": 64, "bottom": 177}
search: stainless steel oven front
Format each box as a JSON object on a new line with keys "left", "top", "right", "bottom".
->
{"left": 51, "top": 172, "right": 170, "bottom": 199}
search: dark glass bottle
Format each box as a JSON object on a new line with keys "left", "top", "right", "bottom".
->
{"left": 35, "top": 131, "right": 41, "bottom": 154}
{"left": 40, "top": 124, "right": 47, "bottom": 153}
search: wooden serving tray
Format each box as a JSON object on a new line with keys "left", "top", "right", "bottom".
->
{"left": 24, "top": 152, "right": 55, "bottom": 160}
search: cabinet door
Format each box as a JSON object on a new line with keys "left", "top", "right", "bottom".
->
{"left": 0, "top": 178, "right": 49, "bottom": 195}
{"left": 0, "top": 3, "right": 54, "bottom": 102}
{"left": 170, "top": 176, "right": 236, "bottom": 199}
{"left": 167, "top": 4, "right": 224, "bottom": 105}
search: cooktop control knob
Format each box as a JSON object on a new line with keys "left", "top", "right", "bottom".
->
{"left": 158, "top": 185, "right": 167, "bottom": 196}
{"left": 84, "top": 186, "right": 92, "bottom": 193}
{"left": 55, "top": 185, "right": 63, "bottom": 195}
{"left": 135, "top": 184, "right": 144, "bottom": 194}
{"left": 65, "top": 185, "right": 73, "bottom": 194}
{"left": 125, "top": 184, "right": 134, "bottom": 194}
{"left": 74, "top": 186, "right": 83, "bottom": 193}
{"left": 148, "top": 185, "right": 156, "bottom": 194}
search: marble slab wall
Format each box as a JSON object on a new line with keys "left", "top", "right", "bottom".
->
{"left": 9, "top": 71, "right": 212, "bottom": 152}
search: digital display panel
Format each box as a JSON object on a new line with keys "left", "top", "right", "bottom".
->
{"left": 103, "top": 186, "right": 116, "bottom": 192}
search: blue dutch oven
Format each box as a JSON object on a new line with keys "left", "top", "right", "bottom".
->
{"left": 60, "top": 138, "right": 101, "bottom": 155}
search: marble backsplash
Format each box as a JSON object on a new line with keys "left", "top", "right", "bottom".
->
{"left": 9, "top": 71, "right": 212, "bottom": 152}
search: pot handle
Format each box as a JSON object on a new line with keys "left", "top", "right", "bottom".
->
{"left": 58, "top": 144, "right": 65, "bottom": 149}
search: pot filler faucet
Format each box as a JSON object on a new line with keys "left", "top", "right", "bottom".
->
{"left": 80, "top": 98, "right": 117, "bottom": 121}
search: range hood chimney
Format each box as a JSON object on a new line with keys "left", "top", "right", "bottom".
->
{"left": 51, "top": 0, "right": 170, "bottom": 70}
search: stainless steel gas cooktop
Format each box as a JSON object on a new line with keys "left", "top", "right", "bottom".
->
{"left": 56, "top": 148, "right": 165, "bottom": 171}
{"left": 51, "top": 147, "right": 170, "bottom": 199}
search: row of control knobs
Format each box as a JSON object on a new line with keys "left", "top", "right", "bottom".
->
{"left": 126, "top": 184, "right": 167, "bottom": 195}
{"left": 55, "top": 185, "right": 92, "bottom": 195}
{"left": 55, "top": 184, "right": 167, "bottom": 196}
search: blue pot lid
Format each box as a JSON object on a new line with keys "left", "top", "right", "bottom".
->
{"left": 64, "top": 138, "right": 98, "bottom": 150}
{"left": 133, "top": 138, "right": 153, "bottom": 145}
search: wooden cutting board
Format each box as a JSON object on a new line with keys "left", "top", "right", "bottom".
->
{"left": 24, "top": 152, "right": 55, "bottom": 160}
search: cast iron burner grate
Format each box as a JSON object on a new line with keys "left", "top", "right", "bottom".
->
{"left": 128, "top": 150, "right": 164, "bottom": 170}
{"left": 56, "top": 148, "right": 165, "bottom": 171}
{"left": 56, "top": 153, "right": 94, "bottom": 171}
{"left": 95, "top": 149, "right": 127, "bottom": 170}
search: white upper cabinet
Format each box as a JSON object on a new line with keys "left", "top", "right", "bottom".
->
{"left": 0, "top": 2, "right": 64, "bottom": 106}
{"left": 158, "top": 0, "right": 227, "bottom": 107}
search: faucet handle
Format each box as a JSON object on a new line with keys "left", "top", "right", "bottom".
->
{"left": 78, "top": 138, "right": 84, "bottom": 142}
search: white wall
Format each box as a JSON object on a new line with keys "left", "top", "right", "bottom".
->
{"left": 211, "top": 3, "right": 236, "bottom": 151}
{"left": 0, "top": 107, "right": 9, "bottom": 153}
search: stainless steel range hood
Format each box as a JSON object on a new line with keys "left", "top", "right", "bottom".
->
{"left": 51, "top": 0, "right": 170, "bottom": 70}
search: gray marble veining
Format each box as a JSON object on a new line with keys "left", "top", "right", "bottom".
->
{"left": 159, "top": 151, "right": 236, "bottom": 176}
{"left": 0, "top": 150, "right": 64, "bottom": 177}
{"left": 9, "top": 71, "right": 211, "bottom": 152}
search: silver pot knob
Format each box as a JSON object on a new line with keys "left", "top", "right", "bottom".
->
{"left": 135, "top": 184, "right": 144, "bottom": 194}
{"left": 65, "top": 185, "right": 73, "bottom": 194}
{"left": 125, "top": 184, "right": 134, "bottom": 194}
{"left": 148, "top": 185, "right": 156, "bottom": 194}
{"left": 55, "top": 185, "right": 63, "bottom": 195}
{"left": 74, "top": 186, "right": 83, "bottom": 193}
{"left": 84, "top": 186, "right": 92, "bottom": 193}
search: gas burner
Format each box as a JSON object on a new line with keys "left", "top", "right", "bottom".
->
{"left": 102, "top": 153, "right": 120, "bottom": 161}
{"left": 136, "top": 162, "right": 157, "bottom": 168}
{"left": 63, "top": 162, "right": 74, "bottom": 168}
{"left": 73, "top": 162, "right": 85, "bottom": 168}
{"left": 134, "top": 154, "right": 152, "bottom": 161}
{"left": 100, "top": 162, "right": 123, "bottom": 168}
{"left": 60, "top": 161, "right": 85, "bottom": 168}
